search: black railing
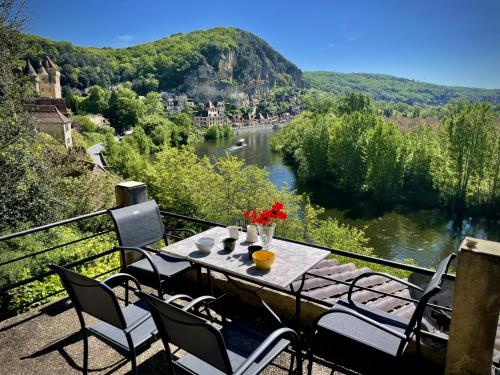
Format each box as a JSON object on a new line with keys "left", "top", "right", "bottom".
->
{"left": 0, "top": 207, "right": 455, "bottom": 322}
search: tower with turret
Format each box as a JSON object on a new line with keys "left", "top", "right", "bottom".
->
{"left": 24, "top": 56, "right": 61, "bottom": 99}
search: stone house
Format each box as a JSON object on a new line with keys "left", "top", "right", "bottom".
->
{"left": 27, "top": 104, "right": 73, "bottom": 148}
{"left": 193, "top": 100, "right": 227, "bottom": 128}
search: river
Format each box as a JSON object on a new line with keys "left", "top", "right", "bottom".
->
{"left": 195, "top": 127, "right": 500, "bottom": 268}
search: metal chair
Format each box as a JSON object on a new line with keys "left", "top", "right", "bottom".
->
{"left": 50, "top": 265, "right": 158, "bottom": 375}
{"left": 139, "top": 291, "right": 303, "bottom": 375}
{"left": 307, "top": 254, "right": 455, "bottom": 373}
{"left": 109, "top": 200, "right": 195, "bottom": 299}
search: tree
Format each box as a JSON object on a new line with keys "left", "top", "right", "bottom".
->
{"left": 80, "top": 85, "right": 109, "bottom": 114}
{"left": 168, "top": 112, "right": 193, "bottom": 145}
{"left": 106, "top": 87, "right": 145, "bottom": 134}
{"left": 336, "top": 92, "right": 373, "bottom": 115}
{"left": 0, "top": 1, "right": 62, "bottom": 232}
{"left": 143, "top": 91, "right": 164, "bottom": 116}
{"left": 433, "top": 100, "right": 498, "bottom": 210}
{"left": 327, "top": 113, "right": 378, "bottom": 193}
{"left": 62, "top": 85, "right": 78, "bottom": 114}
{"left": 132, "top": 74, "right": 159, "bottom": 95}
{"left": 138, "top": 114, "right": 173, "bottom": 147}
{"left": 363, "top": 120, "right": 404, "bottom": 203}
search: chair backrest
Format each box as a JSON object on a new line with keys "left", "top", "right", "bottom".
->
{"left": 51, "top": 265, "right": 127, "bottom": 329}
{"left": 141, "top": 292, "right": 233, "bottom": 374}
{"left": 109, "top": 200, "right": 165, "bottom": 248}
{"left": 406, "top": 254, "right": 455, "bottom": 336}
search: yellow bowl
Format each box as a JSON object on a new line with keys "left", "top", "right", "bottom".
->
{"left": 252, "top": 250, "right": 275, "bottom": 270}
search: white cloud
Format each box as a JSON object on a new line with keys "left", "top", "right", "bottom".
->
{"left": 327, "top": 43, "right": 336, "bottom": 48}
{"left": 117, "top": 34, "right": 135, "bottom": 42}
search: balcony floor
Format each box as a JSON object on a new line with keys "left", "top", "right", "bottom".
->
{"left": 0, "top": 294, "right": 350, "bottom": 375}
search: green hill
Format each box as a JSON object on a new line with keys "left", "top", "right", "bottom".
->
{"left": 22, "top": 27, "right": 303, "bottom": 102}
{"left": 304, "top": 71, "right": 500, "bottom": 106}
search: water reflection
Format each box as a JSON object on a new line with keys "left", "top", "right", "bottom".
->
{"left": 195, "top": 128, "right": 500, "bottom": 268}
{"left": 195, "top": 128, "right": 296, "bottom": 190}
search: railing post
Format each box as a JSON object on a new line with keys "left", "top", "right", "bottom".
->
{"left": 115, "top": 181, "right": 148, "bottom": 265}
{"left": 115, "top": 181, "right": 147, "bottom": 208}
{"left": 445, "top": 237, "right": 500, "bottom": 375}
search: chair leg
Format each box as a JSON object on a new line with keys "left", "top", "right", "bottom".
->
{"left": 296, "top": 341, "right": 303, "bottom": 375}
{"left": 82, "top": 328, "right": 89, "bottom": 375}
{"left": 307, "top": 332, "right": 316, "bottom": 375}
{"left": 126, "top": 333, "right": 138, "bottom": 375}
{"left": 288, "top": 348, "right": 295, "bottom": 375}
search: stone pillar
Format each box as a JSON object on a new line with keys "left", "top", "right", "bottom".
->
{"left": 114, "top": 181, "right": 148, "bottom": 265}
{"left": 115, "top": 181, "right": 147, "bottom": 207}
{"left": 445, "top": 237, "right": 500, "bottom": 375}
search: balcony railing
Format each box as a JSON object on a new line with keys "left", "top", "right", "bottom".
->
{"left": 0, "top": 207, "right": 454, "bottom": 332}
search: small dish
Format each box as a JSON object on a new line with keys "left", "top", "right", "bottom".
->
{"left": 247, "top": 245, "right": 263, "bottom": 259}
{"left": 195, "top": 237, "right": 215, "bottom": 253}
{"left": 252, "top": 250, "right": 275, "bottom": 270}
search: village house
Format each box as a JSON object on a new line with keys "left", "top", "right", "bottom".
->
{"left": 24, "top": 56, "right": 73, "bottom": 148}
{"left": 87, "top": 114, "right": 111, "bottom": 127}
{"left": 26, "top": 104, "right": 73, "bottom": 148}
{"left": 160, "top": 93, "right": 192, "bottom": 112}
{"left": 193, "top": 100, "right": 227, "bottom": 128}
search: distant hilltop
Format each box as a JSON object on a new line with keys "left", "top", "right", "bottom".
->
{"left": 22, "top": 27, "right": 303, "bottom": 105}
{"left": 304, "top": 71, "right": 500, "bottom": 106}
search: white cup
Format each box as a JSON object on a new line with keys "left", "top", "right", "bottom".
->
{"left": 227, "top": 226, "right": 242, "bottom": 239}
{"left": 245, "top": 224, "right": 259, "bottom": 243}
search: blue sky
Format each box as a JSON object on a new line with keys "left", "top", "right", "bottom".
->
{"left": 25, "top": 0, "right": 500, "bottom": 89}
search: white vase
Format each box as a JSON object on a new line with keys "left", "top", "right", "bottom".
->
{"left": 257, "top": 223, "right": 276, "bottom": 250}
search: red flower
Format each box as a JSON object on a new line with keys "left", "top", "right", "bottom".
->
{"left": 243, "top": 202, "right": 287, "bottom": 226}
{"left": 277, "top": 211, "right": 287, "bottom": 220}
{"left": 272, "top": 201, "right": 284, "bottom": 211}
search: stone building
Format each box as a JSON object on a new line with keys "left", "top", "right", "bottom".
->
{"left": 24, "top": 56, "right": 62, "bottom": 99}
{"left": 24, "top": 57, "right": 72, "bottom": 148}
{"left": 193, "top": 100, "right": 227, "bottom": 128}
{"left": 26, "top": 104, "right": 73, "bottom": 148}
{"left": 160, "top": 93, "right": 192, "bottom": 112}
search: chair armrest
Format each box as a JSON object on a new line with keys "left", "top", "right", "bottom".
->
{"left": 348, "top": 271, "right": 424, "bottom": 302}
{"left": 182, "top": 296, "right": 216, "bottom": 312}
{"left": 233, "top": 327, "right": 300, "bottom": 375}
{"left": 314, "top": 307, "right": 407, "bottom": 340}
{"left": 166, "top": 294, "right": 194, "bottom": 305}
{"left": 102, "top": 273, "right": 142, "bottom": 291}
{"left": 114, "top": 246, "right": 163, "bottom": 298}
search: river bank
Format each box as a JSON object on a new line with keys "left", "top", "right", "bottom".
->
{"left": 233, "top": 123, "right": 286, "bottom": 134}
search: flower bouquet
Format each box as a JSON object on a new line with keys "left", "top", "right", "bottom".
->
{"left": 244, "top": 201, "right": 287, "bottom": 249}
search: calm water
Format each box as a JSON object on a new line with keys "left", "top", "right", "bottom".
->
{"left": 195, "top": 127, "right": 500, "bottom": 267}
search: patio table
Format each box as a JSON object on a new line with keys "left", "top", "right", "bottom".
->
{"left": 161, "top": 226, "right": 330, "bottom": 327}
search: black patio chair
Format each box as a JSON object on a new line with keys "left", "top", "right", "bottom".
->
{"left": 138, "top": 291, "right": 303, "bottom": 375}
{"left": 50, "top": 265, "right": 158, "bottom": 375}
{"left": 307, "top": 254, "right": 455, "bottom": 374}
{"left": 109, "top": 199, "right": 196, "bottom": 299}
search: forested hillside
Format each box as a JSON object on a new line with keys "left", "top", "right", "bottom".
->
{"left": 304, "top": 71, "right": 500, "bottom": 106}
{"left": 22, "top": 27, "right": 303, "bottom": 102}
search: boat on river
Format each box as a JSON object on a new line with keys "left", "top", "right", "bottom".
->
{"left": 235, "top": 138, "right": 246, "bottom": 146}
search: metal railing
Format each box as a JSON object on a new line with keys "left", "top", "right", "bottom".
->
{"left": 0, "top": 208, "right": 455, "bottom": 324}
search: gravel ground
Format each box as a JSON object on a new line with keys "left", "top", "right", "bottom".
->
{"left": 0, "top": 293, "right": 345, "bottom": 375}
